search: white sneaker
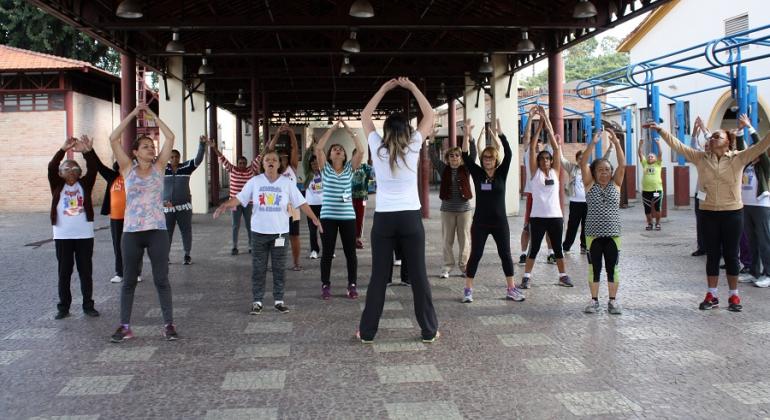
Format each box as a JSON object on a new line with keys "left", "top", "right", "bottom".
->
{"left": 754, "top": 276, "right": 770, "bottom": 288}
{"left": 584, "top": 300, "right": 600, "bottom": 313}
{"left": 394, "top": 259, "right": 402, "bottom": 266}
{"left": 309, "top": 250, "right": 319, "bottom": 259}
{"left": 739, "top": 272, "right": 756, "bottom": 283}
{"left": 137, "top": 275, "right": 142, "bottom": 283}
{"left": 110, "top": 275, "right": 122, "bottom": 283}
{"left": 439, "top": 270, "right": 449, "bottom": 279}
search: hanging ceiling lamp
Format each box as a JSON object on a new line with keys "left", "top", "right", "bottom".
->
{"left": 478, "top": 54, "right": 493, "bottom": 74}
{"left": 517, "top": 29, "right": 535, "bottom": 52}
{"left": 165, "top": 32, "right": 185, "bottom": 54}
{"left": 573, "top": 0, "right": 598, "bottom": 18}
{"left": 436, "top": 82, "right": 448, "bottom": 103}
{"left": 234, "top": 89, "right": 246, "bottom": 107}
{"left": 342, "top": 31, "right": 361, "bottom": 53}
{"left": 349, "top": 0, "right": 374, "bottom": 18}
{"left": 198, "top": 50, "right": 214, "bottom": 75}
{"left": 340, "top": 56, "right": 355, "bottom": 75}
{"left": 116, "top": 0, "right": 143, "bottom": 18}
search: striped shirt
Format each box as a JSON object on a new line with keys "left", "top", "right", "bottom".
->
{"left": 219, "top": 155, "right": 260, "bottom": 199}
{"left": 320, "top": 161, "right": 355, "bottom": 220}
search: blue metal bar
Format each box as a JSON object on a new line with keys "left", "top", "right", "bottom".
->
{"left": 650, "top": 85, "right": 660, "bottom": 155}
{"left": 738, "top": 65, "right": 749, "bottom": 138}
{"left": 624, "top": 108, "right": 633, "bottom": 165}
{"left": 594, "top": 98, "right": 603, "bottom": 159}
{"left": 750, "top": 85, "right": 759, "bottom": 129}
{"left": 675, "top": 100, "right": 686, "bottom": 165}
{"left": 669, "top": 75, "right": 770, "bottom": 99}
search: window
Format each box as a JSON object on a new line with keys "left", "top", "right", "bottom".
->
{"left": 725, "top": 13, "right": 749, "bottom": 51}
{"left": 0, "top": 93, "right": 65, "bottom": 112}
{"left": 668, "top": 101, "right": 691, "bottom": 162}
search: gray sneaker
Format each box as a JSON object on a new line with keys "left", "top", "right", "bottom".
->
{"left": 584, "top": 300, "right": 600, "bottom": 314}
{"left": 506, "top": 287, "right": 525, "bottom": 302}
{"left": 520, "top": 277, "right": 530, "bottom": 289}
{"left": 558, "top": 275, "right": 574, "bottom": 287}
{"left": 250, "top": 301, "right": 263, "bottom": 315}
{"left": 608, "top": 300, "right": 622, "bottom": 315}
{"left": 462, "top": 288, "right": 473, "bottom": 303}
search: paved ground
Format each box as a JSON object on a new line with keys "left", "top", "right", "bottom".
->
{"left": 2, "top": 192, "right": 770, "bottom": 419}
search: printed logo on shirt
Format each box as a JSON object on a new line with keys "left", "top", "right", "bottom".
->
{"left": 646, "top": 167, "right": 656, "bottom": 175}
{"left": 62, "top": 186, "right": 84, "bottom": 216}
{"left": 310, "top": 175, "right": 322, "bottom": 191}
{"left": 257, "top": 186, "right": 283, "bottom": 212}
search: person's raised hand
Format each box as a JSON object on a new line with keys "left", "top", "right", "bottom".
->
{"left": 396, "top": 77, "right": 412, "bottom": 89}
{"left": 641, "top": 121, "right": 660, "bottom": 131}
{"left": 199, "top": 135, "right": 209, "bottom": 144}
{"left": 591, "top": 131, "right": 601, "bottom": 145}
{"left": 61, "top": 137, "right": 77, "bottom": 151}
{"left": 528, "top": 106, "right": 538, "bottom": 117}
{"left": 738, "top": 113, "right": 751, "bottom": 129}
{"left": 555, "top": 133, "right": 563, "bottom": 145}
{"left": 381, "top": 78, "right": 399, "bottom": 91}
{"left": 79, "top": 135, "right": 93, "bottom": 152}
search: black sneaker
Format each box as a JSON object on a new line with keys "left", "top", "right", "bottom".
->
{"left": 691, "top": 250, "right": 706, "bottom": 256}
{"left": 739, "top": 266, "right": 752, "bottom": 274}
{"left": 518, "top": 254, "right": 527, "bottom": 265}
{"left": 547, "top": 254, "right": 557, "bottom": 264}
{"left": 698, "top": 292, "right": 719, "bottom": 310}
{"left": 183, "top": 255, "right": 191, "bottom": 265}
{"left": 520, "top": 277, "right": 530, "bottom": 289}
{"left": 110, "top": 326, "right": 134, "bottom": 343}
{"left": 250, "top": 302, "right": 263, "bottom": 315}
{"left": 54, "top": 311, "right": 70, "bottom": 320}
{"left": 83, "top": 308, "right": 100, "bottom": 317}
{"left": 231, "top": 248, "right": 239, "bottom": 255}
{"left": 163, "top": 324, "right": 178, "bottom": 341}
{"left": 274, "top": 302, "right": 290, "bottom": 313}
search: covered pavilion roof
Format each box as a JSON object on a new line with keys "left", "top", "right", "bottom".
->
{"left": 28, "top": 0, "right": 670, "bottom": 120}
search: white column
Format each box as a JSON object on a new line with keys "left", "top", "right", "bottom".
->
{"left": 491, "top": 55, "right": 520, "bottom": 216}
{"left": 159, "top": 57, "right": 209, "bottom": 214}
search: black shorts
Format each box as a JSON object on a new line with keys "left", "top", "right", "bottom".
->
{"left": 642, "top": 190, "right": 662, "bottom": 214}
{"left": 289, "top": 218, "right": 300, "bottom": 236}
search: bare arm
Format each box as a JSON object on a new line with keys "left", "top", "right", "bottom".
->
{"left": 266, "top": 124, "right": 285, "bottom": 152}
{"left": 399, "top": 77, "right": 435, "bottom": 140}
{"left": 637, "top": 137, "right": 645, "bottom": 163}
{"left": 609, "top": 130, "right": 626, "bottom": 187}
{"left": 142, "top": 106, "right": 175, "bottom": 173}
{"left": 643, "top": 122, "right": 703, "bottom": 162}
{"left": 462, "top": 119, "right": 474, "bottom": 154}
{"left": 287, "top": 126, "right": 299, "bottom": 169}
{"left": 299, "top": 203, "right": 323, "bottom": 233}
{"left": 213, "top": 197, "right": 241, "bottom": 218}
{"left": 108, "top": 106, "right": 141, "bottom": 174}
{"left": 341, "top": 120, "right": 365, "bottom": 170}
{"left": 362, "top": 79, "right": 399, "bottom": 138}
{"left": 580, "top": 132, "right": 600, "bottom": 188}
{"left": 314, "top": 121, "right": 340, "bottom": 168}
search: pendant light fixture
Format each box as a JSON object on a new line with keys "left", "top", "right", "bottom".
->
{"left": 342, "top": 31, "right": 361, "bottom": 53}
{"left": 573, "top": 0, "right": 598, "bottom": 18}
{"left": 517, "top": 29, "right": 535, "bottom": 52}
{"left": 349, "top": 0, "right": 374, "bottom": 18}
{"left": 436, "top": 82, "right": 448, "bottom": 103}
{"left": 116, "top": 0, "right": 143, "bottom": 18}
{"left": 478, "top": 54, "right": 494, "bottom": 74}
{"left": 198, "top": 50, "right": 214, "bottom": 75}
{"left": 340, "top": 56, "right": 355, "bottom": 75}
{"left": 234, "top": 89, "right": 246, "bottom": 107}
{"left": 165, "top": 31, "right": 185, "bottom": 54}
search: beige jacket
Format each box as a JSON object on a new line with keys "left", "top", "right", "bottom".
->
{"left": 659, "top": 129, "right": 770, "bottom": 211}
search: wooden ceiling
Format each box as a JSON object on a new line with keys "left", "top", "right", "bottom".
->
{"left": 28, "top": 0, "right": 669, "bottom": 120}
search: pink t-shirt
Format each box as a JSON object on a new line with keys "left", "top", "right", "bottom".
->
{"left": 124, "top": 164, "right": 166, "bottom": 232}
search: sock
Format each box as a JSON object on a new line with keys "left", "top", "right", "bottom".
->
{"left": 548, "top": 248, "right": 554, "bottom": 255}
{"left": 275, "top": 300, "right": 284, "bottom": 305}
{"left": 609, "top": 297, "right": 616, "bottom": 301}
{"left": 559, "top": 272, "right": 567, "bottom": 277}
{"left": 728, "top": 289, "right": 739, "bottom": 297}
{"left": 708, "top": 288, "right": 718, "bottom": 295}
{"left": 523, "top": 273, "right": 531, "bottom": 279}
{"left": 122, "top": 323, "right": 130, "bottom": 329}
{"left": 520, "top": 250, "right": 527, "bottom": 256}
{"left": 254, "top": 301, "right": 262, "bottom": 306}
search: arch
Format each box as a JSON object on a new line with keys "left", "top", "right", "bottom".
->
{"left": 707, "top": 88, "right": 770, "bottom": 134}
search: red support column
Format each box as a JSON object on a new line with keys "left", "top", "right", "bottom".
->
{"left": 209, "top": 99, "right": 220, "bottom": 205}
{"left": 448, "top": 99, "right": 457, "bottom": 147}
{"left": 236, "top": 116, "right": 243, "bottom": 165}
{"left": 548, "top": 51, "right": 565, "bottom": 207}
{"left": 120, "top": 54, "right": 136, "bottom": 155}
{"left": 661, "top": 166, "right": 668, "bottom": 218}
{"left": 64, "top": 90, "right": 74, "bottom": 160}
{"left": 674, "top": 166, "right": 690, "bottom": 207}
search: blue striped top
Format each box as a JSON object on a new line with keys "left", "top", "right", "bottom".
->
{"left": 320, "top": 161, "right": 356, "bottom": 220}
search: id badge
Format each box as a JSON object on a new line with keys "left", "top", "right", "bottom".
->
{"left": 653, "top": 192, "right": 660, "bottom": 198}
{"left": 275, "top": 236, "right": 285, "bottom": 247}
{"left": 481, "top": 183, "right": 492, "bottom": 191}
{"left": 342, "top": 193, "right": 352, "bottom": 202}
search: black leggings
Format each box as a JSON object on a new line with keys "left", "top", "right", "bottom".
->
{"left": 528, "top": 217, "right": 564, "bottom": 259}
{"left": 359, "top": 210, "right": 438, "bottom": 341}
{"left": 465, "top": 222, "right": 514, "bottom": 278}
{"left": 702, "top": 209, "right": 743, "bottom": 276}
{"left": 307, "top": 205, "right": 322, "bottom": 253}
{"left": 586, "top": 236, "right": 620, "bottom": 283}
{"left": 563, "top": 201, "right": 587, "bottom": 251}
{"left": 320, "top": 218, "right": 357, "bottom": 285}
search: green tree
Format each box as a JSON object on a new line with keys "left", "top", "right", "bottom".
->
{"left": 0, "top": 0, "right": 119, "bottom": 74}
{"left": 521, "top": 36, "right": 629, "bottom": 89}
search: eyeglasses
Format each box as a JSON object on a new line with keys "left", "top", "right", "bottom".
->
{"left": 60, "top": 167, "right": 82, "bottom": 173}
{"left": 482, "top": 155, "right": 495, "bottom": 160}
{"left": 448, "top": 153, "right": 461, "bottom": 158}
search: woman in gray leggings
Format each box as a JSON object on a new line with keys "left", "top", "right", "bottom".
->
{"left": 108, "top": 103, "right": 178, "bottom": 343}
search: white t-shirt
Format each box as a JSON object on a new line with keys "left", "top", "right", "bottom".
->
{"left": 368, "top": 131, "right": 422, "bottom": 212}
{"left": 742, "top": 165, "right": 770, "bottom": 207}
{"left": 523, "top": 143, "right": 553, "bottom": 194}
{"left": 571, "top": 170, "right": 586, "bottom": 202}
{"left": 305, "top": 171, "right": 323, "bottom": 206}
{"left": 237, "top": 174, "right": 307, "bottom": 234}
{"left": 280, "top": 166, "right": 301, "bottom": 219}
{"left": 529, "top": 168, "right": 563, "bottom": 218}
{"left": 53, "top": 183, "right": 94, "bottom": 239}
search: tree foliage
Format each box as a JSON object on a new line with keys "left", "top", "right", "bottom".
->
{"left": 0, "top": 0, "right": 120, "bottom": 74}
{"left": 521, "top": 36, "right": 630, "bottom": 89}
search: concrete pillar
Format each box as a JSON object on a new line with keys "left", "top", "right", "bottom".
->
{"left": 120, "top": 54, "right": 136, "bottom": 154}
{"left": 491, "top": 55, "right": 519, "bottom": 216}
{"left": 262, "top": 92, "right": 269, "bottom": 156}
{"left": 209, "top": 98, "right": 220, "bottom": 205}
{"left": 674, "top": 166, "right": 690, "bottom": 207}
{"left": 548, "top": 51, "right": 566, "bottom": 207}
{"left": 159, "top": 56, "right": 209, "bottom": 214}
{"left": 463, "top": 74, "right": 485, "bottom": 157}
{"left": 448, "top": 99, "right": 457, "bottom": 147}
{"left": 252, "top": 79, "right": 259, "bottom": 157}
{"left": 236, "top": 115, "right": 243, "bottom": 159}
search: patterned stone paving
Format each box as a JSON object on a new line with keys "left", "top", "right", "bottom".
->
{"left": 3, "top": 193, "right": 770, "bottom": 418}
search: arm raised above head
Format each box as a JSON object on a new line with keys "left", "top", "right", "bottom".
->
{"left": 362, "top": 79, "right": 399, "bottom": 138}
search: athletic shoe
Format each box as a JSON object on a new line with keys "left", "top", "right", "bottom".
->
{"left": 608, "top": 300, "right": 622, "bottom": 315}
{"left": 309, "top": 250, "right": 319, "bottom": 259}
{"left": 83, "top": 308, "right": 100, "bottom": 317}
{"left": 698, "top": 292, "right": 719, "bottom": 310}
{"left": 321, "top": 285, "right": 331, "bottom": 300}
{"left": 563, "top": 247, "right": 572, "bottom": 254}
{"left": 110, "top": 275, "right": 122, "bottom": 283}
{"left": 422, "top": 331, "right": 440, "bottom": 343}
{"left": 645, "top": 223, "right": 653, "bottom": 231}
{"left": 231, "top": 248, "right": 239, "bottom": 255}
{"left": 355, "top": 330, "right": 373, "bottom": 344}
{"left": 356, "top": 239, "right": 364, "bottom": 249}
{"left": 654, "top": 223, "right": 661, "bottom": 231}
{"left": 163, "top": 324, "right": 178, "bottom": 341}
{"left": 580, "top": 246, "right": 588, "bottom": 255}
{"left": 584, "top": 300, "right": 600, "bottom": 314}
{"left": 55, "top": 311, "right": 70, "bottom": 320}
{"left": 691, "top": 250, "right": 706, "bottom": 256}
{"left": 250, "top": 301, "right": 263, "bottom": 315}
{"left": 547, "top": 254, "right": 556, "bottom": 264}
{"left": 558, "top": 275, "right": 574, "bottom": 287}
{"left": 183, "top": 255, "right": 191, "bottom": 265}
{"left": 518, "top": 254, "right": 527, "bottom": 265}
{"left": 462, "top": 288, "right": 473, "bottom": 303}
{"left": 506, "top": 287, "right": 525, "bottom": 302}
{"left": 110, "top": 326, "right": 133, "bottom": 343}
{"left": 347, "top": 284, "right": 359, "bottom": 299}
{"left": 520, "top": 277, "right": 530, "bottom": 289}
{"left": 393, "top": 259, "right": 402, "bottom": 266}
{"left": 274, "top": 302, "right": 290, "bottom": 313}
{"left": 137, "top": 275, "right": 142, "bottom": 283}
{"left": 753, "top": 276, "right": 770, "bottom": 288}
{"left": 439, "top": 270, "right": 450, "bottom": 279}
{"left": 739, "top": 272, "right": 756, "bottom": 283}
{"left": 728, "top": 295, "right": 743, "bottom": 312}
{"left": 739, "top": 266, "right": 752, "bottom": 274}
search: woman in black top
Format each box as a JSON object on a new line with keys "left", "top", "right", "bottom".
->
{"left": 461, "top": 118, "right": 524, "bottom": 303}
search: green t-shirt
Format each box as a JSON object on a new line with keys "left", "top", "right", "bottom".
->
{"left": 641, "top": 160, "right": 663, "bottom": 192}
